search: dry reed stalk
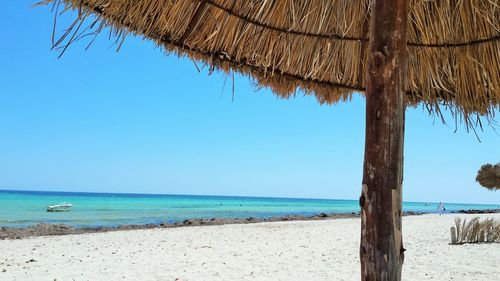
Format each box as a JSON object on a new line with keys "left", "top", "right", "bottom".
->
{"left": 452, "top": 217, "right": 500, "bottom": 244}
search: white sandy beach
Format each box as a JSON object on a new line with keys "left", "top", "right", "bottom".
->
{"left": 1, "top": 213, "right": 499, "bottom": 281}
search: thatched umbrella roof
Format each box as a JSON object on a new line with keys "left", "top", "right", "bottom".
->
{"left": 43, "top": 0, "right": 499, "bottom": 120}
{"left": 476, "top": 163, "right": 500, "bottom": 190}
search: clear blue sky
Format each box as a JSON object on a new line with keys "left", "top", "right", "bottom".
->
{"left": 0, "top": 1, "right": 499, "bottom": 204}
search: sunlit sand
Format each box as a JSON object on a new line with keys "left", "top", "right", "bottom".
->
{"left": 1, "top": 213, "right": 498, "bottom": 281}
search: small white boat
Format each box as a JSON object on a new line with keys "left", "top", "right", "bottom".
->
{"left": 47, "top": 202, "right": 73, "bottom": 212}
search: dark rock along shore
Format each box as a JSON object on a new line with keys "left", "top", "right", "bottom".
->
{"left": 1, "top": 209, "right": 498, "bottom": 240}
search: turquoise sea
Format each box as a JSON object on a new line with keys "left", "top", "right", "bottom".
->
{"left": 0, "top": 190, "right": 498, "bottom": 228}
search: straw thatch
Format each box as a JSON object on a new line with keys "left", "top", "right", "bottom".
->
{"left": 476, "top": 163, "right": 500, "bottom": 190}
{"left": 42, "top": 0, "right": 499, "bottom": 122}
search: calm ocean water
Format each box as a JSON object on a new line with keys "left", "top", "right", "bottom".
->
{"left": 0, "top": 190, "right": 498, "bottom": 228}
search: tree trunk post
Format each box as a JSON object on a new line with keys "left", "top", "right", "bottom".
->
{"left": 360, "top": 0, "right": 409, "bottom": 280}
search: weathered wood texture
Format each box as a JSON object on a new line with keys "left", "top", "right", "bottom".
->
{"left": 360, "top": 0, "right": 409, "bottom": 280}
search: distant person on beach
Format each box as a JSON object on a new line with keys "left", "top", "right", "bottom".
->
{"left": 437, "top": 202, "right": 446, "bottom": 215}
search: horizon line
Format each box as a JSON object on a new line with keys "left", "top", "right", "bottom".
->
{"left": 0, "top": 188, "right": 498, "bottom": 206}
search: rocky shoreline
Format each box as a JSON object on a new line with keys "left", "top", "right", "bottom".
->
{"left": 1, "top": 209, "right": 498, "bottom": 240}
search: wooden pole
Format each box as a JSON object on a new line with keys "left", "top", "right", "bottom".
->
{"left": 360, "top": 0, "right": 408, "bottom": 280}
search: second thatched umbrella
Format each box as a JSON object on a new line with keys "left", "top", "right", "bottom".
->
{"left": 476, "top": 163, "right": 500, "bottom": 191}
{"left": 41, "top": 0, "right": 499, "bottom": 280}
